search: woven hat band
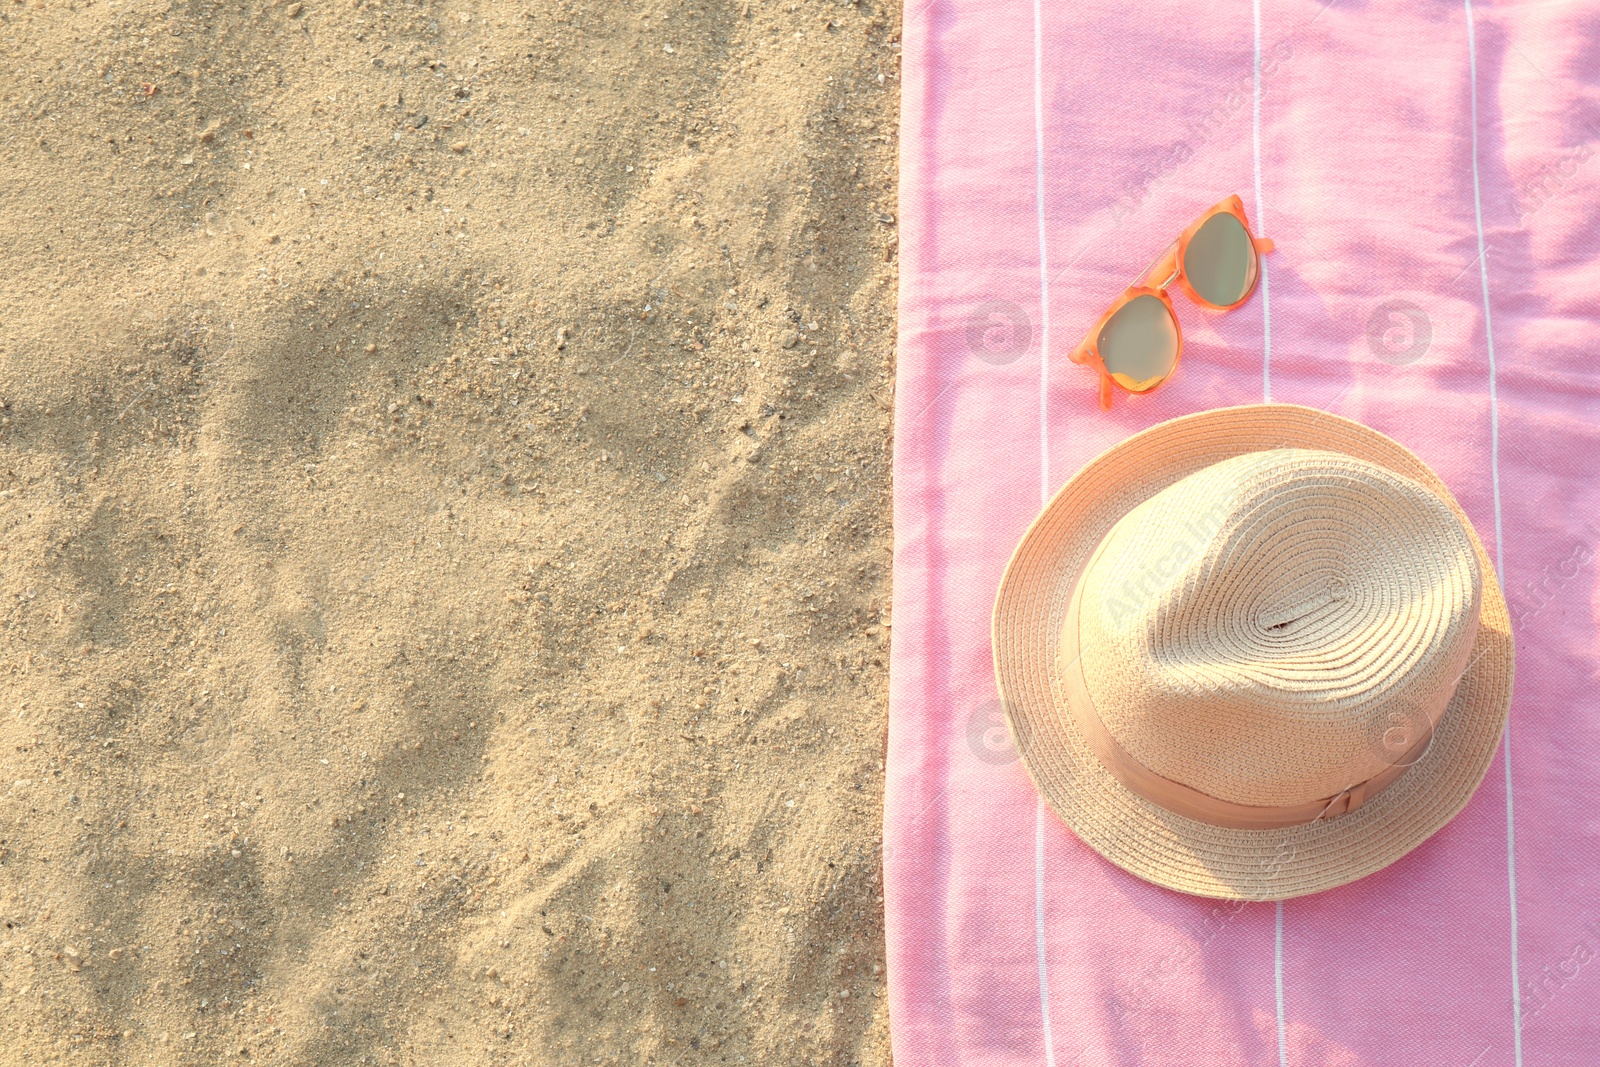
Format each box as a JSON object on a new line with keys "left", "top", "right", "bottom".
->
{"left": 1060, "top": 570, "right": 1438, "bottom": 829}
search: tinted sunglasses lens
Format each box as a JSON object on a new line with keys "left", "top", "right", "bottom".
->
{"left": 1098, "top": 294, "right": 1178, "bottom": 392}
{"left": 1183, "top": 212, "right": 1257, "bottom": 306}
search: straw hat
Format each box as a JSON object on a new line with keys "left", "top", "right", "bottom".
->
{"left": 992, "top": 404, "right": 1513, "bottom": 900}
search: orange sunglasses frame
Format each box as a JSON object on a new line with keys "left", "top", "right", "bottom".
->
{"left": 1069, "top": 195, "right": 1275, "bottom": 410}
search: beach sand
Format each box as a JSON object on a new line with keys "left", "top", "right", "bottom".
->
{"left": 0, "top": 2, "right": 898, "bottom": 1063}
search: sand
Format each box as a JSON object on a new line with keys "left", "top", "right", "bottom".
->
{"left": 0, "top": 1, "right": 898, "bottom": 1063}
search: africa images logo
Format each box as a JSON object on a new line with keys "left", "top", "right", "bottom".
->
{"left": 964, "top": 300, "right": 1032, "bottom": 366}
{"left": 1365, "top": 299, "right": 1432, "bottom": 366}
{"left": 966, "top": 698, "right": 1026, "bottom": 765}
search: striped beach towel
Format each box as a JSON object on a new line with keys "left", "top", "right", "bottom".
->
{"left": 885, "top": 1, "right": 1600, "bottom": 1063}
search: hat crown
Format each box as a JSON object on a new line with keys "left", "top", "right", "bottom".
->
{"left": 1073, "top": 449, "right": 1482, "bottom": 809}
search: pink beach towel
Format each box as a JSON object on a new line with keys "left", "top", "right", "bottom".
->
{"left": 885, "top": 2, "right": 1600, "bottom": 1064}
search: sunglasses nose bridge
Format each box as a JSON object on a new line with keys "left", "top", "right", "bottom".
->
{"left": 1137, "top": 238, "right": 1182, "bottom": 290}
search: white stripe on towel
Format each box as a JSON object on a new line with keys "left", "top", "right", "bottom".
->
{"left": 1035, "top": 802, "right": 1057, "bottom": 1066}
{"left": 1255, "top": 6, "right": 1288, "bottom": 1063}
{"left": 1462, "top": 2, "right": 1520, "bottom": 1064}
{"left": 1275, "top": 900, "right": 1288, "bottom": 1066}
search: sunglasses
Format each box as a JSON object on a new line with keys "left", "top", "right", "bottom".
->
{"left": 1069, "top": 195, "right": 1275, "bottom": 410}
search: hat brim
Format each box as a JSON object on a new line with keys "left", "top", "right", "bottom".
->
{"left": 992, "top": 404, "right": 1513, "bottom": 900}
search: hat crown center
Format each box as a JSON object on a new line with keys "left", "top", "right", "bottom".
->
{"left": 1255, "top": 574, "right": 1348, "bottom": 635}
{"left": 1074, "top": 449, "right": 1482, "bottom": 809}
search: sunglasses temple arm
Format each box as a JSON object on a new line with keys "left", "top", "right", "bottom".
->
{"left": 1254, "top": 236, "right": 1275, "bottom": 254}
{"left": 1068, "top": 336, "right": 1114, "bottom": 410}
